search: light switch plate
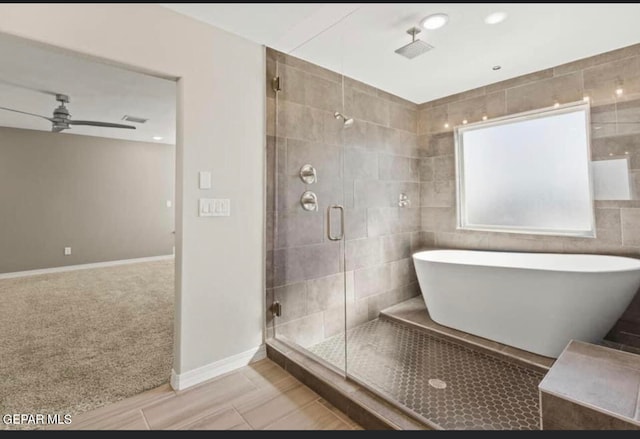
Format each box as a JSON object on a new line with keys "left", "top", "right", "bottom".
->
{"left": 199, "top": 171, "right": 212, "bottom": 190}
{"left": 199, "top": 198, "right": 230, "bottom": 217}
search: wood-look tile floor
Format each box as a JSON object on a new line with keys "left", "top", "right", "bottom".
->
{"left": 50, "top": 359, "right": 361, "bottom": 430}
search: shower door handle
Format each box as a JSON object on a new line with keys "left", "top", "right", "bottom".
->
{"left": 327, "top": 205, "right": 345, "bottom": 241}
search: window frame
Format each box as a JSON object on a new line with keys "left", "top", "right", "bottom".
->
{"left": 454, "top": 101, "right": 596, "bottom": 238}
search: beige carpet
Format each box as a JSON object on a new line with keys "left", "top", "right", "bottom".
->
{"left": 0, "top": 259, "right": 174, "bottom": 421}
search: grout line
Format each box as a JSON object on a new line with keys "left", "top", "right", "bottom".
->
{"left": 231, "top": 407, "right": 254, "bottom": 431}
{"left": 139, "top": 409, "right": 152, "bottom": 431}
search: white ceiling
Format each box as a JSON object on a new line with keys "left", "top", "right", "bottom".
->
{"left": 0, "top": 34, "right": 176, "bottom": 144}
{"left": 164, "top": 3, "right": 640, "bottom": 104}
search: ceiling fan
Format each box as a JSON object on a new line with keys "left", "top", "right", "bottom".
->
{"left": 0, "top": 94, "right": 135, "bottom": 133}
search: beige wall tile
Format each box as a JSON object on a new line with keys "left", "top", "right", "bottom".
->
{"left": 435, "top": 232, "right": 488, "bottom": 250}
{"left": 621, "top": 208, "right": 640, "bottom": 246}
{"left": 273, "top": 243, "right": 341, "bottom": 286}
{"left": 423, "top": 104, "right": 450, "bottom": 135}
{"left": 343, "top": 118, "right": 369, "bottom": 149}
{"left": 277, "top": 63, "right": 305, "bottom": 105}
{"left": 554, "top": 43, "right": 640, "bottom": 75}
{"left": 281, "top": 54, "right": 342, "bottom": 83}
{"left": 377, "top": 89, "right": 418, "bottom": 109}
{"left": 390, "top": 104, "right": 418, "bottom": 133}
{"left": 385, "top": 128, "right": 419, "bottom": 157}
{"left": 272, "top": 282, "right": 307, "bottom": 323}
{"left": 308, "top": 273, "right": 348, "bottom": 314}
{"left": 419, "top": 158, "right": 433, "bottom": 182}
{"left": 428, "top": 86, "right": 486, "bottom": 108}
{"left": 354, "top": 263, "right": 392, "bottom": 299}
{"left": 420, "top": 180, "right": 455, "bottom": 208}
{"left": 344, "top": 208, "right": 368, "bottom": 241}
{"left": 275, "top": 211, "right": 324, "bottom": 249}
{"left": 541, "top": 392, "right": 640, "bottom": 430}
{"left": 275, "top": 312, "right": 325, "bottom": 348}
{"left": 429, "top": 133, "right": 454, "bottom": 157}
{"left": 345, "top": 148, "right": 378, "bottom": 180}
{"left": 421, "top": 207, "right": 456, "bottom": 232}
{"left": 305, "top": 73, "right": 342, "bottom": 112}
{"left": 344, "top": 76, "right": 378, "bottom": 97}
{"left": 389, "top": 258, "right": 417, "bottom": 288}
{"left": 277, "top": 101, "right": 323, "bottom": 142}
{"left": 378, "top": 155, "right": 420, "bottom": 182}
{"left": 485, "top": 68, "right": 554, "bottom": 94}
{"left": 266, "top": 97, "right": 276, "bottom": 137}
{"left": 346, "top": 89, "right": 390, "bottom": 126}
{"left": 506, "top": 72, "right": 583, "bottom": 113}
{"left": 433, "top": 155, "right": 455, "bottom": 181}
{"left": 346, "top": 237, "right": 382, "bottom": 271}
{"left": 583, "top": 56, "right": 640, "bottom": 106}
{"left": 381, "top": 233, "right": 412, "bottom": 263}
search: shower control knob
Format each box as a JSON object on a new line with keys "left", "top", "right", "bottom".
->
{"left": 300, "top": 164, "right": 317, "bottom": 184}
{"left": 301, "top": 191, "right": 318, "bottom": 212}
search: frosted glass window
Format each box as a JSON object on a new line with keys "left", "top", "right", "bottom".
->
{"left": 455, "top": 103, "right": 595, "bottom": 237}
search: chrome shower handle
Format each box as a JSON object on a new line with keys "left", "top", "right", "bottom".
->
{"left": 327, "top": 205, "right": 345, "bottom": 241}
{"left": 301, "top": 191, "right": 318, "bottom": 211}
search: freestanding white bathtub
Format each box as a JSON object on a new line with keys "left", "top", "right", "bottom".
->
{"left": 412, "top": 250, "right": 640, "bottom": 358}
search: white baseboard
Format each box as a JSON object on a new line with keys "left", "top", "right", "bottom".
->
{"left": 170, "top": 344, "right": 267, "bottom": 391}
{"left": 0, "top": 254, "right": 175, "bottom": 279}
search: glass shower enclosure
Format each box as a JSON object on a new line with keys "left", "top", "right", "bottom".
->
{"left": 266, "top": 3, "right": 427, "bottom": 421}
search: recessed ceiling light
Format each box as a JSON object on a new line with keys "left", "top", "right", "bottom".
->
{"left": 152, "top": 136, "right": 164, "bottom": 141}
{"left": 492, "top": 65, "right": 501, "bottom": 71}
{"left": 482, "top": 115, "right": 488, "bottom": 121}
{"left": 444, "top": 122, "right": 450, "bottom": 129}
{"left": 421, "top": 13, "right": 449, "bottom": 30}
{"left": 485, "top": 12, "right": 508, "bottom": 25}
{"left": 462, "top": 119, "right": 468, "bottom": 125}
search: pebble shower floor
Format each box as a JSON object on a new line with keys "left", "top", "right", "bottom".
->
{"left": 309, "top": 319, "right": 543, "bottom": 430}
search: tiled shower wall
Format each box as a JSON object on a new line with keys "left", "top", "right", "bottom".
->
{"left": 418, "top": 43, "right": 640, "bottom": 348}
{"left": 266, "top": 43, "right": 640, "bottom": 350}
{"left": 265, "top": 49, "right": 427, "bottom": 347}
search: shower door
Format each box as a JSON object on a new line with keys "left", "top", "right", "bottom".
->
{"left": 267, "top": 44, "right": 350, "bottom": 374}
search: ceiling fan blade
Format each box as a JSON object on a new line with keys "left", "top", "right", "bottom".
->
{"left": 0, "top": 79, "right": 60, "bottom": 97}
{"left": 0, "top": 106, "right": 53, "bottom": 121}
{"left": 69, "top": 120, "right": 136, "bottom": 130}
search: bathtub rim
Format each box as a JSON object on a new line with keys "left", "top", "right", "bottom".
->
{"left": 412, "top": 249, "right": 640, "bottom": 274}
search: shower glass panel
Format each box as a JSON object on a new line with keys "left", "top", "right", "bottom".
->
{"left": 275, "top": 3, "right": 435, "bottom": 423}
{"left": 268, "top": 31, "right": 348, "bottom": 374}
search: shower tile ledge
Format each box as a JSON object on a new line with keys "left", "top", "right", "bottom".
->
{"left": 539, "top": 340, "right": 640, "bottom": 430}
{"left": 379, "top": 297, "right": 555, "bottom": 373}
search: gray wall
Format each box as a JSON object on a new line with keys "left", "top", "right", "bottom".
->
{"left": 417, "top": 43, "right": 640, "bottom": 349}
{"left": 0, "top": 126, "right": 175, "bottom": 273}
{"left": 266, "top": 49, "right": 427, "bottom": 348}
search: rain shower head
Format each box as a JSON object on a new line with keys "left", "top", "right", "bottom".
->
{"left": 395, "top": 27, "right": 433, "bottom": 60}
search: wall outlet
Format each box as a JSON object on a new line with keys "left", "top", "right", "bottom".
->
{"left": 64, "top": 247, "right": 72, "bottom": 256}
